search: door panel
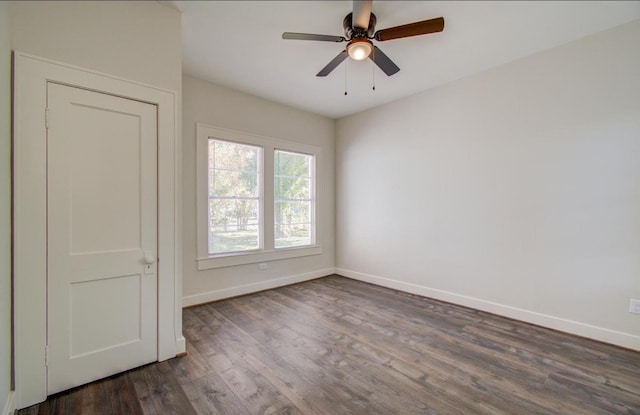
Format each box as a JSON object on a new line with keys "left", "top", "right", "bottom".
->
{"left": 69, "top": 274, "right": 142, "bottom": 358}
{"left": 47, "top": 83, "right": 158, "bottom": 395}
{"left": 68, "top": 104, "right": 142, "bottom": 253}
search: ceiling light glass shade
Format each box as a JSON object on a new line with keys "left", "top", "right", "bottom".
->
{"left": 347, "top": 39, "right": 372, "bottom": 61}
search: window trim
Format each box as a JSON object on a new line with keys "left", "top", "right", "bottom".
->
{"left": 196, "top": 123, "right": 323, "bottom": 270}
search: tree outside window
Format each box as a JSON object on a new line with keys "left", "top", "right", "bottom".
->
{"left": 208, "top": 139, "right": 261, "bottom": 254}
{"left": 274, "top": 150, "right": 315, "bottom": 248}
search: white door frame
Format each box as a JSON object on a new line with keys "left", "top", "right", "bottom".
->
{"left": 12, "top": 52, "right": 185, "bottom": 409}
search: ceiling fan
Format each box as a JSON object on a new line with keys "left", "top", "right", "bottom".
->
{"left": 282, "top": 0, "right": 445, "bottom": 77}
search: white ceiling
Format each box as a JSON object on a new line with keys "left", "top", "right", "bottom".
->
{"left": 171, "top": 1, "right": 640, "bottom": 119}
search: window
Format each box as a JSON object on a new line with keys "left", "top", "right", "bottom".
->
{"left": 274, "top": 150, "right": 315, "bottom": 248}
{"left": 207, "top": 139, "right": 262, "bottom": 255}
{"left": 197, "top": 124, "right": 322, "bottom": 269}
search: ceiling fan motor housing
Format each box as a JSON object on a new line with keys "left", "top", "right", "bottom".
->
{"left": 343, "top": 12, "right": 377, "bottom": 40}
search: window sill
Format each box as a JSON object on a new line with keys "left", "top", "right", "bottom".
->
{"left": 196, "top": 245, "right": 323, "bottom": 270}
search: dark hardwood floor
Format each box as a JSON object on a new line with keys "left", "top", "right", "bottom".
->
{"left": 19, "top": 275, "right": 640, "bottom": 414}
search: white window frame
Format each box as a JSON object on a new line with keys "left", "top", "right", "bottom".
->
{"left": 274, "top": 149, "right": 316, "bottom": 249}
{"left": 196, "top": 123, "right": 322, "bottom": 270}
{"left": 207, "top": 138, "right": 264, "bottom": 255}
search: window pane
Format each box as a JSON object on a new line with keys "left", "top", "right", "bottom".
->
{"left": 274, "top": 201, "right": 310, "bottom": 225}
{"left": 274, "top": 149, "right": 314, "bottom": 249}
{"left": 211, "top": 169, "right": 258, "bottom": 197}
{"left": 275, "top": 151, "right": 311, "bottom": 178}
{"left": 208, "top": 198, "right": 260, "bottom": 254}
{"left": 275, "top": 224, "right": 311, "bottom": 248}
{"left": 210, "top": 225, "right": 259, "bottom": 254}
{"left": 208, "top": 138, "right": 261, "bottom": 254}
{"left": 211, "top": 140, "right": 259, "bottom": 171}
{"left": 274, "top": 176, "right": 310, "bottom": 200}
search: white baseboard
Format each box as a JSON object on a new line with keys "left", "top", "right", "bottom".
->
{"left": 182, "top": 268, "right": 336, "bottom": 307}
{"left": 2, "top": 391, "right": 15, "bottom": 415}
{"left": 175, "top": 335, "right": 186, "bottom": 356}
{"left": 336, "top": 268, "right": 640, "bottom": 351}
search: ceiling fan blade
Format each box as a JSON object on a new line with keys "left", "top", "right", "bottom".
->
{"left": 374, "top": 17, "right": 445, "bottom": 41}
{"left": 352, "top": 0, "right": 372, "bottom": 29}
{"left": 369, "top": 46, "right": 400, "bottom": 76}
{"left": 316, "top": 50, "right": 348, "bottom": 77}
{"left": 282, "top": 32, "right": 345, "bottom": 42}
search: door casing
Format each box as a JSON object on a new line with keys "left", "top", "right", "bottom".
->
{"left": 12, "top": 52, "right": 184, "bottom": 409}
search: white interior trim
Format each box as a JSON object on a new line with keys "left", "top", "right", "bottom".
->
{"left": 13, "top": 52, "right": 185, "bottom": 409}
{"left": 1, "top": 391, "right": 14, "bottom": 415}
{"left": 183, "top": 267, "right": 335, "bottom": 307}
{"left": 197, "top": 246, "right": 323, "bottom": 270}
{"left": 195, "top": 123, "right": 323, "bottom": 270}
{"left": 336, "top": 268, "right": 640, "bottom": 352}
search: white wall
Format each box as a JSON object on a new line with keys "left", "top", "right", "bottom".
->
{"left": 336, "top": 20, "right": 640, "bottom": 350}
{"left": 0, "top": 3, "right": 13, "bottom": 414}
{"left": 10, "top": 1, "right": 181, "bottom": 92}
{"left": 182, "top": 75, "right": 335, "bottom": 305}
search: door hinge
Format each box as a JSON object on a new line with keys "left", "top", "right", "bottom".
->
{"left": 45, "top": 345, "right": 49, "bottom": 367}
{"left": 45, "top": 107, "right": 50, "bottom": 129}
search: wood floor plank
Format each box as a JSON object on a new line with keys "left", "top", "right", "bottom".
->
{"left": 181, "top": 372, "right": 250, "bottom": 415}
{"left": 79, "top": 378, "right": 110, "bottom": 415}
{"left": 106, "top": 372, "right": 143, "bottom": 415}
{"left": 33, "top": 398, "right": 56, "bottom": 415}
{"left": 129, "top": 362, "right": 197, "bottom": 415}
{"left": 18, "top": 275, "right": 640, "bottom": 415}
{"left": 300, "top": 279, "right": 552, "bottom": 378}
{"left": 168, "top": 339, "right": 213, "bottom": 384}
{"left": 212, "top": 305, "right": 403, "bottom": 415}
{"left": 128, "top": 365, "right": 162, "bottom": 415}
{"left": 314, "top": 276, "right": 640, "bottom": 409}
{"left": 255, "top": 293, "right": 500, "bottom": 413}
{"left": 272, "top": 282, "right": 637, "bottom": 414}
{"left": 189, "top": 306, "right": 305, "bottom": 415}
{"left": 266, "top": 285, "right": 556, "bottom": 415}
{"left": 15, "top": 406, "right": 38, "bottom": 415}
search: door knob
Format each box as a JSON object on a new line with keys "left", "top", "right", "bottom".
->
{"left": 144, "top": 252, "right": 156, "bottom": 265}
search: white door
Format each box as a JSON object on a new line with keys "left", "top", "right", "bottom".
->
{"left": 46, "top": 82, "right": 158, "bottom": 394}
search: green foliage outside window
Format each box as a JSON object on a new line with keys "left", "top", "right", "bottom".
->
{"left": 207, "top": 140, "right": 315, "bottom": 254}
{"left": 208, "top": 139, "right": 260, "bottom": 254}
{"left": 274, "top": 150, "right": 313, "bottom": 248}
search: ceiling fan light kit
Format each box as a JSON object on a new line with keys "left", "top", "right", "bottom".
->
{"left": 347, "top": 38, "right": 373, "bottom": 61}
{"left": 282, "top": 0, "right": 445, "bottom": 78}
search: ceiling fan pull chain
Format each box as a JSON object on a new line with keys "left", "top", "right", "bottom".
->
{"left": 344, "top": 60, "right": 348, "bottom": 96}
{"left": 372, "top": 48, "right": 376, "bottom": 91}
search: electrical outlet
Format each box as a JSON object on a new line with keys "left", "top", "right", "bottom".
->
{"left": 630, "top": 299, "right": 640, "bottom": 315}
{"left": 258, "top": 263, "right": 268, "bottom": 270}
